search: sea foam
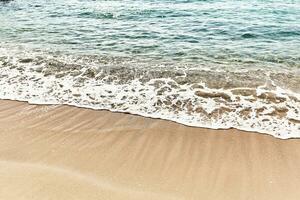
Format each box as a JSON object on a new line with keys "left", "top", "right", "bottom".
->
{"left": 0, "top": 47, "right": 299, "bottom": 139}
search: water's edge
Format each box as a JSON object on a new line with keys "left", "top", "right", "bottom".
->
{"left": 1, "top": 47, "right": 300, "bottom": 139}
{"left": 2, "top": 98, "right": 297, "bottom": 140}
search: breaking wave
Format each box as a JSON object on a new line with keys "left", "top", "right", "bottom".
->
{"left": 0, "top": 46, "right": 299, "bottom": 139}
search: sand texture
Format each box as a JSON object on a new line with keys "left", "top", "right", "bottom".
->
{"left": 0, "top": 100, "right": 300, "bottom": 200}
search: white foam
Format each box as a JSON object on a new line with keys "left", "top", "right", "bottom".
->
{"left": 0, "top": 47, "right": 299, "bottom": 139}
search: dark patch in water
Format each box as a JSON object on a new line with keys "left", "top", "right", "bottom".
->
{"left": 241, "top": 33, "right": 257, "bottom": 39}
{"left": 78, "top": 11, "right": 114, "bottom": 19}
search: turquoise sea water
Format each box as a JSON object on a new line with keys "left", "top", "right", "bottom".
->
{"left": 0, "top": 0, "right": 299, "bottom": 138}
{"left": 1, "top": 0, "right": 300, "bottom": 63}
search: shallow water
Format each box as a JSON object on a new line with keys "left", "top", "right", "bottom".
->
{"left": 0, "top": 0, "right": 299, "bottom": 138}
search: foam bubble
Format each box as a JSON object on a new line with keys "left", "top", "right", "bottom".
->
{"left": 0, "top": 46, "right": 299, "bottom": 139}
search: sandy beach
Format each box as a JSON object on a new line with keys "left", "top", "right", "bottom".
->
{"left": 0, "top": 99, "right": 300, "bottom": 200}
{"left": 1, "top": 1, "right": 300, "bottom": 199}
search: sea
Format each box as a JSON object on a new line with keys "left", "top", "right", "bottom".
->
{"left": 0, "top": 0, "right": 299, "bottom": 138}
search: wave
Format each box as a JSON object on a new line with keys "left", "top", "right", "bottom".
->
{"left": 0, "top": 46, "right": 299, "bottom": 139}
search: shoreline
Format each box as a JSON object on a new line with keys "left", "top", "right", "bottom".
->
{"left": 1, "top": 100, "right": 300, "bottom": 199}
{"left": 1, "top": 46, "right": 299, "bottom": 139}
{"left": 0, "top": 98, "right": 297, "bottom": 140}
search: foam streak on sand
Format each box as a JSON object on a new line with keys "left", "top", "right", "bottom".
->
{"left": 1, "top": 100, "right": 300, "bottom": 200}
{"left": 0, "top": 47, "right": 299, "bottom": 138}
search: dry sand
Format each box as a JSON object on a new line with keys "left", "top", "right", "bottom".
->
{"left": 0, "top": 100, "right": 300, "bottom": 200}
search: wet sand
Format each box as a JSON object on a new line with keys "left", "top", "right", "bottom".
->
{"left": 0, "top": 100, "right": 300, "bottom": 200}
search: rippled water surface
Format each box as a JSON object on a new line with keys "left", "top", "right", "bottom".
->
{"left": 0, "top": 0, "right": 300, "bottom": 138}
{"left": 1, "top": 0, "right": 300, "bottom": 63}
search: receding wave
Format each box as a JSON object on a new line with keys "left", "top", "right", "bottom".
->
{"left": 0, "top": 47, "right": 299, "bottom": 139}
